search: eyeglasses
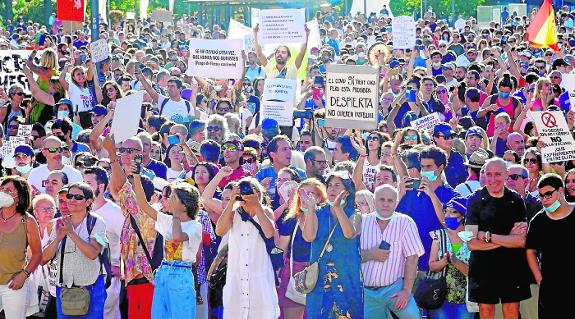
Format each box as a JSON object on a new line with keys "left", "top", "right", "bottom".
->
{"left": 311, "top": 159, "right": 328, "bottom": 166}
{"left": 435, "top": 134, "right": 453, "bottom": 140}
{"left": 207, "top": 126, "right": 221, "bottom": 132}
{"left": 44, "top": 147, "right": 63, "bottom": 153}
{"left": 35, "top": 207, "right": 55, "bottom": 213}
{"left": 404, "top": 134, "right": 418, "bottom": 141}
{"left": 538, "top": 189, "right": 557, "bottom": 200}
{"left": 523, "top": 158, "right": 538, "bottom": 164}
{"left": 66, "top": 193, "right": 86, "bottom": 200}
{"left": 118, "top": 147, "right": 141, "bottom": 154}
{"left": 508, "top": 174, "right": 527, "bottom": 180}
{"left": 367, "top": 135, "right": 379, "bottom": 141}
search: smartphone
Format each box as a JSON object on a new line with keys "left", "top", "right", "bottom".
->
{"left": 80, "top": 55, "right": 87, "bottom": 63}
{"left": 312, "top": 88, "right": 322, "bottom": 100}
{"left": 501, "top": 35, "right": 507, "bottom": 45}
{"left": 410, "top": 178, "right": 421, "bottom": 189}
{"left": 167, "top": 134, "right": 179, "bottom": 146}
{"left": 38, "top": 34, "right": 46, "bottom": 46}
{"left": 317, "top": 118, "right": 326, "bottom": 127}
{"left": 134, "top": 154, "right": 143, "bottom": 173}
{"left": 379, "top": 240, "right": 391, "bottom": 250}
{"left": 406, "top": 90, "right": 417, "bottom": 102}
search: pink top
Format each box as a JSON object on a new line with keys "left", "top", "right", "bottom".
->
{"left": 360, "top": 213, "right": 425, "bottom": 287}
{"left": 530, "top": 98, "right": 560, "bottom": 111}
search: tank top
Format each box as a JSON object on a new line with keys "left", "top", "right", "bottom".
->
{"left": 0, "top": 217, "right": 27, "bottom": 284}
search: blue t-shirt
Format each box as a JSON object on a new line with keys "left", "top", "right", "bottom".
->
{"left": 71, "top": 142, "right": 90, "bottom": 156}
{"left": 278, "top": 216, "right": 310, "bottom": 262}
{"left": 147, "top": 159, "right": 168, "bottom": 180}
{"left": 393, "top": 102, "right": 421, "bottom": 128}
{"left": 396, "top": 185, "right": 458, "bottom": 270}
{"left": 445, "top": 150, "right": 469, "bottom": 188}
{"left": 255, "top": 166, "right": 307, "bottom": 200}
{"left": 326, "top": 38, "right": 340, "bottom": 55}
{"left": 559, "top": 91, "right": 571, "bottom": 112}
{"left": 493, "top": 136, "right": 508, "bottom": 158}
{"left": 424, "top": 98, "right": 445, "bottom": 114}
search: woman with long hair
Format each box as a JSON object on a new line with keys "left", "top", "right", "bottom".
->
{"left": 355, "top": 190, "right": 376, "bottom": 215}
{"left": 563, "top": 169, "right": 575, "bottom": 202}
{"left": 26, "top": 48, "right": 58, "bottom": 124}
{"left": 0, "top": 176, "right": 42, "bottom": 319}
{"left": 164, "top": 144, "right": 186, "bottom": 181}
{"left": 523, "top": 148, "right": 543, "bottom": 196}
{"left": 59, "top": 61, "right": 101, "bottom": 128}
{"left": 530, "top": 77, "right": 559, "bottom": 111}
{"left": 277, "top": 179, "right": 327, "bottom": 319}
{"left": 101, "top": 81, "right": 123, "bottom": 108}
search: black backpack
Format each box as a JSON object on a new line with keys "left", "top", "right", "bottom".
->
{"left": 86, "top": 214, "right": 113, "bottom": 288}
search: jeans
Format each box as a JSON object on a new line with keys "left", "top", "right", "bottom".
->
{"left": 151, "top": 260, "right": 196, "bottom": 319}
{"left": 427, "top": 302, "right": 474, "bottom": 319}
{"left": 364, "top": 278, "right": 421, "bottom": 319}
{"left": 0, "top": 281, "right": 28, "bottom": 319}
{"left": 56, "top": 275, "right": 107, "bottom": 319}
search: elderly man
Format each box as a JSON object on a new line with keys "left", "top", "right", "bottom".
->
{"left": 361, "top": 185, "right": 424, "bottom": 318}
{"left": 506, "top": 132, "right": 526, "bottom": 158}
{"left": 45, "top": 170, "right": 69, "bottom": 201}
{"left": 466, "top": 158, "right": 532, "bottom": 319}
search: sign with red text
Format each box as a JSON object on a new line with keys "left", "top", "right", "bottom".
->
{"left": 532, "top": 111, "right": 575, "bottom": 163}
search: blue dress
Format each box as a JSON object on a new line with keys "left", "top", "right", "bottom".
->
{"left": 306, "top": 204, "right": 364, "bottom": 319}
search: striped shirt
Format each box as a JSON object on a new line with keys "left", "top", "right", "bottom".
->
{"left": 360, "top": 213, "right": 425, "bottom": 287}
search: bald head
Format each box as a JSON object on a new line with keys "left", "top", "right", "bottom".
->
{"left": 43, "top": 136, "right": 63, "bottom": 148}
{"left": 374, "top": 184, "right": 399, "bottom": 218}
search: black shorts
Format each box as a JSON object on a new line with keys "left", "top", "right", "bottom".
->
{"left": 468, "top": 277, "right": 531, "bottom": 304}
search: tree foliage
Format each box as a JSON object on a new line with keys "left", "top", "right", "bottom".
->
{"left": 390, "top": 0, "right": 486, "bottom": 20}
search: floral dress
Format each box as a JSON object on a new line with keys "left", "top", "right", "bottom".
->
{"left": 432, "top": 229, "right": 471, "bottom": 304}
{"left": 306, "top": 205, "right": 363, "bottom": 319}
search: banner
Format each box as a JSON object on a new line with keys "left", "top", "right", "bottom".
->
{"left": 411, "top": 112, "right": 442, "bottom": 135}
{"left": 57, "top": 0, "right": 85, "bottom": 22}
{"left": 261, "top": 78, "right": 297, "bottom": 126}
{"left": 259, "top": 9, "right": 306, "bottom": 45}
{"left": 325, "top": 64, "right": 379, "bottom": 130}
{"left": 228, "top": 19, "right": 255, "bottom": 52}
{"left": 89, "top": 39, "right": 110, "bottom": 63}
{"left": 531, "top": 111, "right": 575, "bottom": 163}
{"left": 392, "top": 16, "right": 416, "bottom": 49}
{"left": 185, "top": 39, "right": 244, "bottom": 79}
{"left": 0, "top": 51, "right": 40, "bottom": 94}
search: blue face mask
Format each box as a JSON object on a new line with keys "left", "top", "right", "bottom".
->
{"left": 444, "top": 217, "right": 461, "bottom": 230}
{"left": 57, "top": 110, "right": 69, "bottom": 119}
{"left": 420, "top": 170, "right": 437, "bottom": 182}
{"left": 543, "top": 200, "right": 561, "bottom": 213}
{"left": 499, "top": 92, "right": 510, "bottom": 99}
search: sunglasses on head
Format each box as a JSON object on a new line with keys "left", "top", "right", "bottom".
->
{"left": 45, "top": 147, "right": 63, "bottom": 153}
{"left": 118, "top": 147, "right": 140, "bottom": 154}
{"left": 66, "top": 193, "right": 86, "bottom": 200}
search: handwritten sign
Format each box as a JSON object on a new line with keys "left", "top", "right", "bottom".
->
{"left": 150, "top": 9, "right": 173, "bottom": 22}
{"left": 411, "top": 113, "right": 442, "bottom": 135}
{"left": 89, "top": 39, "right": 110, "bottom": 63}
{"left": 185, "top": 39, "right": 244, "bottom": 79}
{"left": 261, "top": 78, "right": 297, "bottom": 126}
{"left": 259, "top": 9, "right": 306, "bottom": 45}
{"left": 17, "top": 124, "right": 32, "bottom": 137}
{"left": 0, "top": 50, "right": 40, "bottom": 94}
{"left": 325, "top": 64, "right": 379, "bottom": 130}
{"left": 392, "top": 16, "right": 416, "bottom": 49}
{"left": 531, "top": 111, "right": 575, "bottom": 163}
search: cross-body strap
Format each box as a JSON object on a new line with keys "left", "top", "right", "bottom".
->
{"left": 438, "top": 229, "right": 449, "bottom": 278}
{"left": 317, "top": 224, "right": 338, "bottom": 260}
{"left": 289, "top": 220, "right": 299, "bottom": 276}
{"left": 58, "top": 236, "right": 67, "bottom": 286}
{"left": 129, "top": 214, "right": 155, "bottom": 269}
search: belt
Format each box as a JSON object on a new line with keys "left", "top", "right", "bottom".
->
{"left": 161, "top": 260, "right": 193, "bottom": 268}
{"left": 365, "top": 286, "right": 384, "bottom": 291}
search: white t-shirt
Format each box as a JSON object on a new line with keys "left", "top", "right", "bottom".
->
{"left": 27, "top": 164, "right": 83, "bottom": 193}
{"left": 362, "top": 161, "right": 378, "bottom": 191}
{"left": 93, "top": 200, "right": 125, "bottom": 267}
{"left": 67, "top": 79, "right": 93, "bottom": 112}
{"left": 239, "top": 108, "right": 253, "bottom": 135}
{"left": 158, "top": 95, "right": 194, "bottom": 123}
{"left": 155, "top": 212, "right": 202, "bottom": 262}
{"left": 166, "top": 168, "right": 184, "bottom": 181}
{"left": 454, "top": 180, "right": 481, "bottom": 197}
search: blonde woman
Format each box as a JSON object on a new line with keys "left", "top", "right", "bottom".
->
{"left": 277, "top": 179, "right": 327, "bottom": 319}
{"left": 26, "top": 48, "right": 59, "bottom": 123}
{"left": 355, "top": 190, "right": 375, "bottom": 215}
{"left": 530, "top": 77, "right": 559, "bottom": 111}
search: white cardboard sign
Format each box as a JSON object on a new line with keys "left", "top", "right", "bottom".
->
{"left": 531, "top": 111, "right": 575, "bottom": 163}
{"left": 186, "top": 39, "right": 244, "bottom": 79}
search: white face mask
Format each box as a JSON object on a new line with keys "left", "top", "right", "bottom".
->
{"left": 0, "top": 191, "right": 15, "bottom": 208}
{"left": 16, "top": 164, "right": 32, "bottom": 174}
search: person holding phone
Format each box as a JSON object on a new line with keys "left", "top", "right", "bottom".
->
{"left": 164, "top": 144, "right": 186, "bottom": 182}
{"left": 360, "top": 185, "right": 424, "bottom": 318}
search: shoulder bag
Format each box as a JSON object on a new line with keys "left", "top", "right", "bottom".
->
{"left": 241, "top": 209, "right": 284, "bottom": 271}
{"left": 414, "top": 229, "right": 449, "bottom": 310}
{"left": 58, "top": 236, "right": 91, "bottom": 316}
{"left": 285, "top": 220, "right": 306, "bottom": 305}
{"left": 292, "top": 224, "right": 337, "bottom": 294}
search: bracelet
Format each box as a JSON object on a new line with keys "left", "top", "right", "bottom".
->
{"left": 485, "top": 231, "right": 491, "bottom": 243}
{"left": 22, "top": 269, "right": 31, "bottom": 278}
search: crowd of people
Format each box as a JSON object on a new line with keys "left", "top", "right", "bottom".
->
{"left": 0, "top": 2, "right": 573, "bottom": 319}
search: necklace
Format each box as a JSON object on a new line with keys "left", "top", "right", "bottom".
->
{"left": 1, "top": 211, "right": 18, "bottom": 223}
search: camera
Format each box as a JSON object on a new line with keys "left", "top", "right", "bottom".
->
{"left": 236, "top": 180, "right": 254, "bottom": 201}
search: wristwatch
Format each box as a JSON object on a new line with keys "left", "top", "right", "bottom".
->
{"left": 22, "top": 269, "right": 31, "bottom": 278}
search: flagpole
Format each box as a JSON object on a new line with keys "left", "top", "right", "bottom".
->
{"left": 91, "top": 0, "right": 100, "bottom": 42}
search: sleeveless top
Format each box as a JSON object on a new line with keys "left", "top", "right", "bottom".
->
{"left": 0, "top": 217, "right": 27, "bottom": 284}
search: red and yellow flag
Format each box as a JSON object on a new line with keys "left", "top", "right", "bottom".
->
{"left": 526, "top": 0, "right": 559, "bottom": 51}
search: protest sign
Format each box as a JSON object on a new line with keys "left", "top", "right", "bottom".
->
{"left": 0, "top": 50, "right": 40, "bottom": 94}
{"left": 392, "top": 16, "right": 416, "bottom": 49}
{"left": 325, "top": 64, "right": 379, "bottom": 130}
{"left": 228, "top": 19, "right": 255, "bottom": 52}
{"left": 531, "top": 111, "right": 575, "bottom": 163}
{"left": 261, "top": 78, "right": 297, "bottom": 126}
{"left": 17, "top": 124, "right": 33, "bottom": 137}
{"left": 111, "top": 92, "right": 144, "bottom": 142}
{"left": 89, "top": 39, "right": 110, "bottom": 63}
{"left": 411, "top": 113, "right": 442, "bottom": 134}
{"left": 186, "top": 39, "right": 244, "bottom": 79}
{"left": 562, "top": 74, "right": 575, "bottom": 110}
{"left": 259, "top": 9, "right": 306, "bottom": 45}
{"left": 151, "top": 9, "right": 173, "bottom": 22}
{"left": 8, "top": 136, "right": 26, "bottom": 148}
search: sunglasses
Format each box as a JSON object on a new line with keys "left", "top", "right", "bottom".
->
{"left": 66, "top": 193, "right": 86, "bottom": 200}
{"left": 508, "top": 174, "right": 526, "bottom": 180}
{"left": 221, "top": 143, "right": 238, "bottom": 152}
{"left": 538, "top": 189, "right": 557, "bottom": 200}
{"left": 404, "top": 134, "right": 418, "bottom": 141}
{"left": 436, "top": 89, "right": 447, "bottom": 94}
{"left": 207, "top": 126, "right": 221, "bottom": 132}
{"left": 435, "top": 134, "right": 453, "bottom": 140}
{"left": 118, "top": 147, "right": 141, "bottom": 154}
{"left": 13, "top": 92, "right": 24, "bottom": 96}
{"left": 8, "top": 125, "right": 19, "bottom": 129}
{"left": 45, "top": 147, "right": 63, "bottom": 153}
{"left": 523, "top": 158, "right": 538, "bottom": 164}
{"left": 243, "top": 157, "right": 256, "bottom": 164}
{"left": 367, "top": 135, "right": 379, "bottom": 141}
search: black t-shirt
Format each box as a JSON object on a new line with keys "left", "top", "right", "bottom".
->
{"left": 466, "top": 187, "right": 530, "bottom": 281}
{"left": 525, "top": 208, "right": 575, "bottom": 292}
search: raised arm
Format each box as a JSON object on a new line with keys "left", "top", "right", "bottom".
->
{"left": 331, "top": 191, "right": 360, "bottom": 239}
{"left": 59, "top": 63, "right": 71, "bottom": 91}
{"left": 90, "top": 62, "right": 104, "bottom": 104}
{"left": 136, "top": 71, "right": 159, "bottom": 103}
{"left": 102, "top": 134, "right": 127, "bottom": 198}
{"left": 215, "top": 185, "right": 239, "bottom": 236}
{"left": 89, "top": 110, "right": 114, "bottom": 153}
{"left": 294, "top": 25, "right": 310, "bottom": 70}
{"left": 201, "top": 167, "right": 234, "bottom": 223}
{"left": 132, "top": 173, "right": 158, "bottom": 221}
{"left": 22, "top": 65, "right": 56, "bottom": 106}
{"left": 253, "top": 24, "right": 269, "bottom": 67}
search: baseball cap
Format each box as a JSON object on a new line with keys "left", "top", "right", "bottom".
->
{"left": 465, "top": 127, "right": 483, "bottom": 139}
{"left": 444, "top": 195, "right": 468, "bottom": 215}
{"left": 14, "top": 145, "right": 34, "bottom": 157}
{"left": 222, "top": 139, "right": 244, "bottom": 151}
{"left": 57, "top": 98, "right": 73, "bottom": 107}
{"left": 433, "top": 123, "right": 455, "bottom": 137}
{"left": 91, "top": 104, "right": 108, "bottom": 116}
{"left": 261, "top": 118, "right": 280, "bottom": 139}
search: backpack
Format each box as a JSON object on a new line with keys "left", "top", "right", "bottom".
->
{"left": 159, "top": 98, "right": 191, "bottom": 117}
{"left": 86, "top": 214, "right": 113, "bottom": 288}
{"left": 488, "top": 94, "right": 520, "bottom": 112}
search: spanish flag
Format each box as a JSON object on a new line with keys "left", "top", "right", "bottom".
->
{"left": 526, "top": 0, "right": 559, "bottom": 51}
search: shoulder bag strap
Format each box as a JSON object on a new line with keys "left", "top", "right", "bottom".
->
{"left": 244, "top": 213, "right": 274, "bottom": 252}
{"left": 289, "top": 220, "right": 299, "bottom": 276}
{"left": 59, "top": 236, "right": 67, "bottom": 286}
{"left": 317, "top": 224, "right": 338, "bottom": 260}
{"left": 129, "top": 214, "right": 155, "bottom": 269}
{"left": 439, "top": 229, "right": 449, "bottom": 278}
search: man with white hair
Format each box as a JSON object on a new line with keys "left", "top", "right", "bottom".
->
{"left": 360, "top": 185, "right": 424, "bottom": 318}
{"left": 465, "top": 158, "right": 532, "bottom": 319}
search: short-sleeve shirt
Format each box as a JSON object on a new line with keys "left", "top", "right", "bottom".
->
{"left": 67, "top": 80, "right": 93, "bottom": 112}
{"left": 158, "top": 95, "right": 194, "bottom": 123}
{"left": 466, "top": 187, "right": 530, "bottom": 281}
{"left": 278, "top": 217, "right": 310, "bottom": 262}
{"left": 155, "top": 212, "right": 202, "bottom": 262}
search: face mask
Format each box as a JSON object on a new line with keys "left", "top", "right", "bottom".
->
{"left": 241, "top": 162, "right": 257, "bottom": 173}
{"left": 499, "top": 92, "right": 510, "bottom": 99}
{"left": 444, "top": 217, "right": 461, "bottom": 230}
{"left": 214, "top": 85, "right": 223, "bottom": 92}
{"left": 432, "top": 62, "right": 441, "bottom": 68}
{"left": 16, "top": 164, "right": 32, "bottom": 174}
{"left": 357, "top": 52, "right": 366, "bottom": 59}
{"left": 57, "top": 110, "right": 69, "bottom": 119}
{"left": 0, "top": 191, "right": 14, "bottom": 208}
{"left": 375, "top": 211, "right": 396, "bottom": 221}
{"left": 543, "top": 200, "right": 561, "bottom": 213}
{"left": 421, "top": 170, "right": 437, "bottom": 182}
{"left": 327, "top": 198, "right": 346, "bottom": 206}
